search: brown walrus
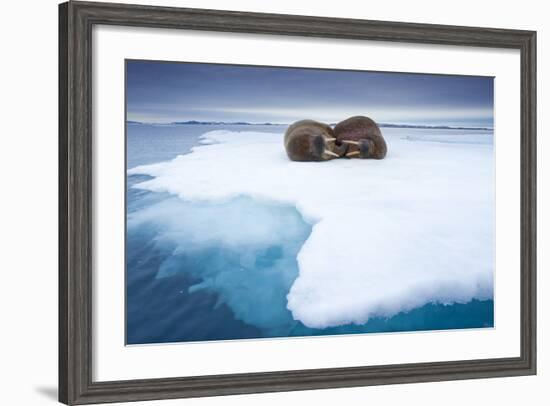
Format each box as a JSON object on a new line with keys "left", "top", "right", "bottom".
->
{"left": 334, "top": 116, "right": 387, "bottom": 159}
{"left": 284, "top": 119, "right": 342, "bottom": 161}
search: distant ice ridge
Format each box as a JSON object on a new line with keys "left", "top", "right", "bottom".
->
{"left": 128, "top": 129, "right": 494, "bottom": 329}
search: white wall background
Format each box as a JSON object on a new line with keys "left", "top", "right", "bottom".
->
{"left": 0, "top": 0, "right": 547, "bottom": 404}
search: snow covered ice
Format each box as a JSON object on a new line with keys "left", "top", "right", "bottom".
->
{"left": 128, "top": 128, "right": 494, "bottom": 329}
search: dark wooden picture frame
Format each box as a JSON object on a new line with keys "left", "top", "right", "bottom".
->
{"left": 59, "top": 1, "right": 537, "bottom": 404}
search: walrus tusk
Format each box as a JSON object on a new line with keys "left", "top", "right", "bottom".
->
{"left": 341, "top": 140, "right": 360, "bottom": 146}
{"left": 346, "top": 151, "right": 360, "bottom": 157}
{"left": 324, "top": 150, "right": 339, "bottom": 158}
{"left": 325, "top": 137, "right": 336, "bottom": 142}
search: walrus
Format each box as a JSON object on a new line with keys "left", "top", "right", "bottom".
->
{"left": 334, "top": 116, "right": 387, "bottom": 159}
{"left": 284, "top": 119, "right": 342, "bottom": 161}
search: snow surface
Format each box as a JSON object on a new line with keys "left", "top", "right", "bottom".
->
{"left": 128, "top": 129, "right": 494, "bottom": 329}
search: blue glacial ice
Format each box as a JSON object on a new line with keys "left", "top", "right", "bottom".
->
{"left": 127, "top": 194, "right": 312, "bottom": 336}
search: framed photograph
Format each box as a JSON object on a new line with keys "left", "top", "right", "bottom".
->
{"left": 59, "top": 1, "right": 536, "bottom": 404}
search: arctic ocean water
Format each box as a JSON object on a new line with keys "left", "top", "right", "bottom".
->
{"left": 126, "top": 123, "right": 494, "bottom": 345}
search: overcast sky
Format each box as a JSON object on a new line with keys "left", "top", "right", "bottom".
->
{"left": 126, "top": 60, "right": 494, "bottom": 127}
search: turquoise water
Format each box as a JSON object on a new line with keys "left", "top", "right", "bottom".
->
{"left": 126, "top": 123, "right": 494, "bottom": 345}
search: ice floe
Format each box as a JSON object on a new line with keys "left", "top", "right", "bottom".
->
{"left": 128, "top": 128, "right": 494, "bottom": 328}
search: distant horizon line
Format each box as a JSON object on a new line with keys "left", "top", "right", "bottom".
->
{"left": 126, "top": 119, "right": 493, "bottom": 131}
